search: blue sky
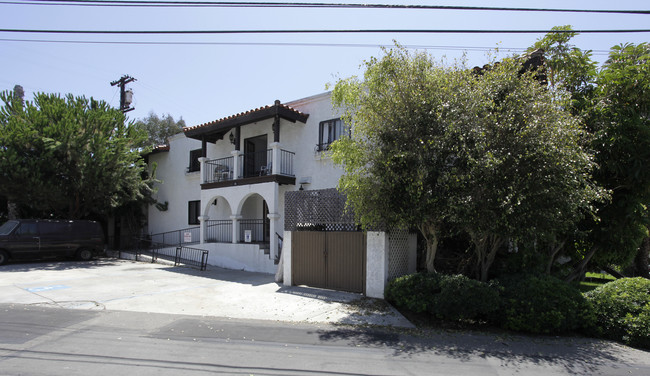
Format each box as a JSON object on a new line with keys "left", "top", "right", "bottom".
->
{"left": 1, "top": 1, "right": 649, "bottom": 128}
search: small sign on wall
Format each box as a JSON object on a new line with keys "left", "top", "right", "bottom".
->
{"left": 184, "top": 232, "right": 192, "bottom": 243}
{"left": 244, "top": 230, "right": 252, "bottom": 243}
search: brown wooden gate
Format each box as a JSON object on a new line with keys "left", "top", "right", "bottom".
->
{"left": 292, "top": 231, "right": 366, "bottom": 294}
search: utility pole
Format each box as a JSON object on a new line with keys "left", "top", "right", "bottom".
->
{"left": 110, "top": 75, "right": 136, "bottom": 113}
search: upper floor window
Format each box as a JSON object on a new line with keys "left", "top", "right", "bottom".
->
{"left": 318, "top": 118, "right": 348, "bottom": 151}
{"left": 188, "top": 149, "right": 202, "bottom": 172}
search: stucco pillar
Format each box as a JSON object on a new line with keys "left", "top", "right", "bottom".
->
{"left": 366, "top": 231, "right": 390, "bottom": 299}
{"left": 270, "top": 142, "right": 281, "bottom": 175}
{"left": 198, "top": 215, "right": 209, "bottom": 244}
{"left": 231, "top": 215, "right": 241, "bottom": 244}
{"left": 231, "top": 150, "right": 242, "bottom": 179}
{"left": 198, "top": 157, "right": 207, "bottom": 184}
{"left": 282, "top": 231, "right": 292, "bottom": 286}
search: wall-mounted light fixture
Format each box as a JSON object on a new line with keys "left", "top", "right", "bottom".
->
{"left": 212, "top": 199, "right": 218, "bottom": 206}
{"left": 229, "top": 131, "right": 235, "bottom": 145}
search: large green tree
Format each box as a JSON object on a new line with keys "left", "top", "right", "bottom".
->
{"left": 587, "top": 42, "right": 650, "bottom": 274}
{"left": 331, "top": 46, "right": 604, "bottom": 281}
{"left": 0, "top": 91, "right": 153, "bottom": 220}
{"left": 530, "top": 29, "right": 650, "bottom": 280}
{"left": 133, "top": 112, "right": 185, "bottom": 147}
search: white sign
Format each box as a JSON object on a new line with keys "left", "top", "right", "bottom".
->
{"left": 184, "top": 232, "right": 192, "bottom": 243}
{"left": 244, "top": 230, "right": 252, "bottom": 243}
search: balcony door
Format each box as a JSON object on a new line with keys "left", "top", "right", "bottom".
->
{"left": 243, "top": 134, "right": 267, "bottom": 178}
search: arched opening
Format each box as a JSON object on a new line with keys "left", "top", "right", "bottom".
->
{"left": 240, "top": 193, "right": 270, "bottom": 244}
{"left": 205, "top": 196, "right": 233, "bottom": 243}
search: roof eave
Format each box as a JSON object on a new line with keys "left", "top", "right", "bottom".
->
{"left": 184, "top": 103, "right": 309, "bottom": 142}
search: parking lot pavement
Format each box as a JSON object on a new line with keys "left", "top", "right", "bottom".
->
{"left": 0, "top": 258, "right": 414, "bottom": 328}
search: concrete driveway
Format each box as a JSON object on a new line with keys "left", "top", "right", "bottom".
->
{"left": 0, "top": 258, "right": 413, "bottom": 327}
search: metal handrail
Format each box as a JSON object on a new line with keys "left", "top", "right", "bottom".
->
{"left": 110, "top": 236, "right": 208, "bottom": 271}
{"left": 279, "top": 149, "right": 295, "bottom": 176}
{"left": 204, "top": 156, "right": 235, "bottom": 183}
{"left": 205, "top": 219, "right": 232, "bottom": 243}
{"left": 240, "top": 219, "right": 265, "bottom": 242}
{"left": 239, "top": 149, "right": 272, "bottom": 178}
{"left": 150, "top": 226, "right": 200, "bottom": 246}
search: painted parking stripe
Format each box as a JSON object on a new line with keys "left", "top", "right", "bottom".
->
{"left": 25, "top": 285, "right": 70, "bottom": 293}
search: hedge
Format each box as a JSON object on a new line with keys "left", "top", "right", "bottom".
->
{"left": 584, "top": 277, "right": 650, "bottom": 348}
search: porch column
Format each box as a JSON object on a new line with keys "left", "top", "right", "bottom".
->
{"left": 270, "top": 142, "right": 281, "bottom": 175}
{"left": 198, "top": 215, "right": 209, "bottom": 244}
{"left": 268, "top": 213, "right": 281, "bottom": 260}
{"left": 230, "top": 215, "right": 242, "bottom": 244}
{"left": 231, "top": 150, "right": 242, "bottom": 179}
{"left": 198, "top": 157, "right": 207, "bottom": 184}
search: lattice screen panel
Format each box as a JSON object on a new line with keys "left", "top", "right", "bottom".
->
{"left": 285, "top": 188, "right": 358, "bottom": 231}
{"left": 388, "top": 229, "right": 411, "bottom": 280}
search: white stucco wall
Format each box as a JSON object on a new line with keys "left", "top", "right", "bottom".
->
{"left": 204, "top": 242, "right": 276, "bottom": 274}
{"left": 284, "top": 92, "right": 345, "bottom": 192}
{"left": 147, "top": 133, "right": 202, "bottom": 236}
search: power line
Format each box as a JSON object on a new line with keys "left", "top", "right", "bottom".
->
{"left": 3, "top": 0, "right": 650, "bottom": 14}
{"left": 0, "top": 37, "right": 523, "bottom": 51}
{"left": 0, "top": 37, "right": 614, "bottom": 55}
{"left": 2, "top": 28, "right": 650, "bottom": 35}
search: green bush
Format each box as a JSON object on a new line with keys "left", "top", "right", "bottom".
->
{"left": 497, "top": 274, "right": 595, "bottom": 334}
{"left": 584, "top": 277, "right": 650, "bottom": 348}
{"left": 385, "top": 273, "right": 500, "bottom": 322}
{"left": 385, "top": 272, "right": 439, "bottom": 314}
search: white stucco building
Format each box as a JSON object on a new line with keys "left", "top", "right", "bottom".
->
{"left": 147, "top": 93, "right": 345, "bottom": 271}
{"left": 146, "top": 92, "right": 416, "bottom": 298}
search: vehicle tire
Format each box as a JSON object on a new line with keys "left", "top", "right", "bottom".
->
{"left": 76, "top": 248, "right": 93, "bottom": 261}
{"left": 0, "top": 250, "right": 8, "bottom": 266}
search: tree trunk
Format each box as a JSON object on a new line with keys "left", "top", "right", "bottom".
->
{"left": 565, "top": 246, "right": 599, "bottom": 282}
{"left": 634, "top": 236, "right": 650, "bottom": 279}
{"left": 419, "top": 222, "right": 439, "bottom": 273}
{"left": 478, "top": 235, "right": 504, "bottom": 282}
{"left": 545, "top": 241, "right": 566, "bottom": 275}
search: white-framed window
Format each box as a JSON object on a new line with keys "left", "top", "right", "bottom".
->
{"left": 317, "top": 118, "right": 348, "bottom": 151}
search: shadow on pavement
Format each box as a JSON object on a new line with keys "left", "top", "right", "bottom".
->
{"left": 275, "top": 284, "right": 363, "bottom": 303}
{"left": 0, "top": 258, "right": 127, "bottom": 272}
{"left": 314, "top": 325, "right": 643, "bottom": 374}
{"left": 158, "top": 263, "right": 275, "bottom": 287}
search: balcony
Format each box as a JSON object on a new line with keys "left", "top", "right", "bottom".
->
{"left": 201, "top": 147, "right": 296, "bottom": 189}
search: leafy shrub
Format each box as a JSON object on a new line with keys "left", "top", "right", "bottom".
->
{"left": 385, "top": 272, "right": 440, "bottom": 313}
{"left": 497, "top": 274, "right": 594, "bottom": 334}
{"left": 385, "top": 273, "right": 500, "bottom": 322}
{"left": 584, "top": 277, "right": 650, "bottom": 348}
{"left": 433, "top": 274, "right": 501, "bottom": 321}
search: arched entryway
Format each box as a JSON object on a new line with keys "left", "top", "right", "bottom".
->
{"left": 203, "top": 196, "right": 233, "bottom": 243}
{"left": 239, "top": 193, "right": 270, "bottom": 244}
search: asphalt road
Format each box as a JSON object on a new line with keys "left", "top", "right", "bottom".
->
{"left": 1, "top": 304, "right": 649, "bottom": 376}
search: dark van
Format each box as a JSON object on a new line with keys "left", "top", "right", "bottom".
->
{"left": 0, "top": 219, "right": 105, "bottom": 265}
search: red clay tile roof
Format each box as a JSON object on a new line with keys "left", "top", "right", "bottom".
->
{"left": 184, "top": 100, "right": 309, "bottom": 142}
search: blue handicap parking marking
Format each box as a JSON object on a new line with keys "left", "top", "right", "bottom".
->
{"left": 25, "top": 285, "right": 70, "bottom": 293}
